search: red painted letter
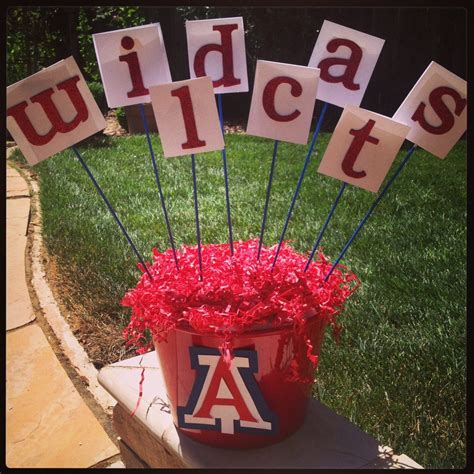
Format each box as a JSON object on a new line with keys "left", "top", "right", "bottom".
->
{"left": 193, "top": 24, "right": 241, "bottom": 88}
{"left": 171, "top": 85, "right": 206, "bottom": 149}
{"left": 411, "top": 86, "right": 466, "bottom": 135}
{"left": 194, "top": 358, "right": 257, "bottom": 422}
{"left": 341, "top": 119, "right": 379, "bottom": 178}
{"left": 262, "top": 76, "right": 302, "bottom": 122}
{"left": 119, "top": 36, "right": 149, "bottom": 98}
{"left": 7, "top": 75, "right": 89, "bottom": 146}
{"left": 318, "top": 38, "right": 363, "bottom": 91}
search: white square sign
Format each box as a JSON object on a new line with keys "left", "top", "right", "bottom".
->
{"left": 308, "top": 20, "right": 385, "bottom": 108}
{"left": 149, "top": 77, "right": 225, "bottom": 158}
{"left": 318, "top": 105, "right": 410, "bottom": 193}
{"left": 6, "top": 56, "right": 106, "bottom": 166}
{"left": 93, "top": 23, "right": 172, "bottom": 108}
{"left": 393, "top": 61, "right": 467, "bottom": 159}
{"left": 246, "top": 60, "right": 320, "bottom": 144}
{"left": 186, "top": 17, "right": 248, "bottom": 94}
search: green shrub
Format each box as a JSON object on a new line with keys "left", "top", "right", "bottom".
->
{"left": 88, "top": 81, "right": 108, "bottom": 115}
{"left": 115, "top": 107, "right": 128, "bottom": 131}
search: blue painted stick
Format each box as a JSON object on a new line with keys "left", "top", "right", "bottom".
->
{"left": 71, "top": 145, "right": 152, "bottom": 281}
{"left": 217, "top": 94, "right": 234, "bottom": 256}
{"left": 139, "top": 103, "right": 179, "bottom": 271}
{"left": 324, "top": 144, "right": 418, "bottom": 282}
{"left": 257, "top": 140, "right": 280, "bottom": 260}
{"left": 191, "top": 154, "right": 203, "bottom": 281}
{"left": 272, "top": 101, "right": 329, "bottom": 269}
{"left": 304, "top": 181, "right": 347, "bottom": 272}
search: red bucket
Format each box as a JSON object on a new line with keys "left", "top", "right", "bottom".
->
{"left": 153, "top": 315, "right": 328, "bottom": 449}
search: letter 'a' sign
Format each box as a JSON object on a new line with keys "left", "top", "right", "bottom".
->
{"left": 308, "top": 20, "right": 385, "bottom": 108}
{"left": 318, "top": 106, "right": 410, "bottom": 192}
{"left": 149, "top": 77, "right": 224, "bottom": 158}
{"left": 6, "top": 56, "right": 106, "bottom": 166}
{"left": 186, "top": 17, "right": 248, "bottom": 94}
{"left": 177, "top": 347, "right": 277, "bottom": 435}
{"left": 93, "top": 24, "right": 172, "bottom": 108}
{"left": 393, "top": 61, "right": 467, "bottom": 159}
{"left": 246, "top": 60, "right": 320, "bottom": 144}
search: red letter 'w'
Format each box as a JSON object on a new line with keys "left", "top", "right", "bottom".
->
{"left": 7, "top": 76, "right": 89, "bottom": 146}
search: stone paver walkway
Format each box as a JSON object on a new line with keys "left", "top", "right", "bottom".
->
{"left": 6, "top": 161, "right": 120, "bottom": 468}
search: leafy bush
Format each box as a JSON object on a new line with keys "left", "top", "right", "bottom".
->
{"left": 115, "top": 107, "right": 128, "bottom": 131}
{"left": 88, "top": 81, "right": 108, "bottom": 115}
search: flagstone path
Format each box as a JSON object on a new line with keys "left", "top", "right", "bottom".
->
{"left": 6, "top": 157, "right": 123, "bottom": 468}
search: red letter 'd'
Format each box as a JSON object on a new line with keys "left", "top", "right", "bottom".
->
{"left": 318, "top": 38, "right": 363, "bottom": 91}
{"left": 341, "top": 119, "right": 379, "bottom": 178}
{"left": 193, "top": 24, "right": 241, "bottom": 88}
{"left": 171, "top": 85, "right": 206, "bottom": 149}
{"left": 411, "top": 86, "right": 466, "bottom": 135}
{"left": 262, "top": 76, "right": 303, "bottom": 122}
{"left": 7, "top": 75, "right": 89, "bottom": 146}
{"left": 119, "top": 36, "right": 149, "bottom": 98}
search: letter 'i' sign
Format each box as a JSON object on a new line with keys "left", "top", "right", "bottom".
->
{"left": 149, "top": 77, "right": 224, "bottom": 158}
{"left": 308, "top": 20, "right": 385, "bottom": 108}
{"left": 186, "top": 17, "right": 248, "bottom": 93}
{"left": 93, "top": 24, "right": 172, "bottom": 108}
{"left": 6, "top": 56, "right": 106, "bottom": 165}
{"left": 393, "top": 61, "right": 467, "bottom": 159}
{"left": 246, "top": 60, "right": 320, "bottom": 144}
{"left": 318, "top": 106, "right": 410, "bottom": 192}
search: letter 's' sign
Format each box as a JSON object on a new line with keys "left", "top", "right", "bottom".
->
{"left": 308, "top": 20, "right": 385, "bottom": 108}
{"left": 393, "top": 61, "right": 467, "bottom": 159}
{"left": 6, "top": 57, "right": 106, "bottom": 165}
{"left": 177, "top": 347, "right": 277, "bottom": 435}
{"left": 186, "top": 17, "right": 249, "bottom": 94}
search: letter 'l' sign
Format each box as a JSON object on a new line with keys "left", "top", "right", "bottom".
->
{"left": 93, "top": 24, "right": 172, "bottom": 108}
{"left": 186, "top": 17, "right": 249, "bottom": 94}
{"left": 393, "top": 61, "right": 467, "bottom": 159}
{"left": 6, "top": 56, "right": 106, "bottom": 165}
{"left": 149, "top": 77, "right": 225, "bottom": 158}
{"left": 246, "top": 60, "right": 320, "bottom": 144}
{"left": 318, "top": 105, "right": 410, "bottom": 193}
{"left": 308, "top": 20, "right": 385, "bottom": 108}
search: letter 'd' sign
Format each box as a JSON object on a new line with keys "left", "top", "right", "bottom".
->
{"left": 6, "top": 57, "right": 106, "bottom": 165}
{"left": 149, "top": 77, "right": 224, "bottom": 158}
{"left": 308, "top": 20, "right": 385, "bottom": 108}
{"left": 318, "top": 106, "right": 410, "bottom": 193}
{"left": 393, "top": 61, "right": 467, "bottom": 159}
{"left": 186, "top": 17, "right": 248, "bottom": 94}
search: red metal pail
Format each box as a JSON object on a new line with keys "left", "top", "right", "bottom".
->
{"left": 153, "top": 316, "right": 328, "bottom": 449}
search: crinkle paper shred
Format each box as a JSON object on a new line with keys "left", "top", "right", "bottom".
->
{"left": 122, "top": 239, "right": 359, "bottom": 359}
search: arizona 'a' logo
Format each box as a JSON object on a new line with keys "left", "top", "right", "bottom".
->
{"left": 177, "top": 347, "right": 278, "bottom": 435}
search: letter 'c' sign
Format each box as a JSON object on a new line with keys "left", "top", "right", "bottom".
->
{"left": 318, "top": 106, "right": 410, "bottom": 193}
{"left": 246, "top": 60, "right": 320, "bottom": 144}
{"left": 6, "top": 56, "right": 106, "bottom": 165}
{"left": 308, "top": 20, "right": 385, "bottom": 108}
{"left": 186, "top": 17, "right": 249, "bottom": 94}
{"left": 393, "top": 61, "right": 467, "bottom": 159}
{"left": 149, "top": 77, "right": 224, "bottom": 158}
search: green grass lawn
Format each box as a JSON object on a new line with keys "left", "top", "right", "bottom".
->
{"left": 12, "top": 132, "right": 466, "bottom": 468}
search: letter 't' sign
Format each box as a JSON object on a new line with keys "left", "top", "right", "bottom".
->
{"left": 318, "top": 106, "right": 410, "bottom": 193}
{"left": 246, "top": 60, "right": 320, "bottom": 144}
{"left": 93, "top": 24, "right": 172, "bottom": 108}
{"left": 393, "top": 61, "right": 467, "bottom": 159}
{"left": 308, "top": 20, "right": 385, "bottom": 108}
{"left": 6, "top": 56, "right": 106, "bottom": 166}
{"left": 185, "top": 17, "right": 249, "bottom": 94}
{"left": 149, "top": 77, "right": 224, "bottom": 158}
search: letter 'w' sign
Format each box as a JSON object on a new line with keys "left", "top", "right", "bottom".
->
{"left": 149, "top": 77, "right": 224, "bottom": 158}
{"left": 6, "top": 56, "right": 106, "bottom": 165}
{"left": 308, "top": 20, "right": 385, "bottom": 108}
